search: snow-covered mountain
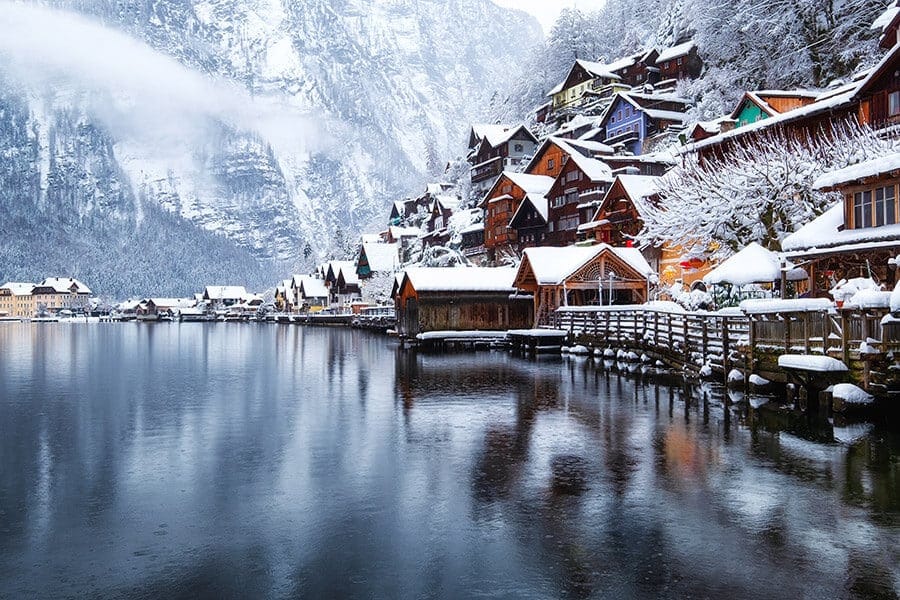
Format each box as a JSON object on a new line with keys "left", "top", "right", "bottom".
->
{"left": 0, "top": 0, "right": 540, "bottom": 296}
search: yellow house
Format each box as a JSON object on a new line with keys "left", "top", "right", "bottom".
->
{"left": 31, "top": 277, "right": 92, "bottom": 314}
{"left": 0, "top": 282, "right": 37, "bottom": 318}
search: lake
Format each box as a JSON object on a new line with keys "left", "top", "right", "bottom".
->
{"left": 0, "top": 323, "right": 898, "bottom": 599}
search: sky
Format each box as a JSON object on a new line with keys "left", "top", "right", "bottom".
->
{"left": 491, "top": 0, "right": 585, "bottom": 35}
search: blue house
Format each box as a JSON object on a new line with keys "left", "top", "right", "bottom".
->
{"left": 598, "top": 92, "right": 691, "bottom": 155}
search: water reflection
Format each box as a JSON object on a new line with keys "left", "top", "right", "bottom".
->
{"left": 0, "top": 324, "right": 897, "bottom": 599}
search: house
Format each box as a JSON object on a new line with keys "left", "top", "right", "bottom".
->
{"left": 459, "top": 222, "right": 486, "bottom": 260}
{"left": 598, "top": 91, "right": 691, "bottom": 155}
{"left": 356, "top": 241, "right": 399, "bottom": 278}
{"left": 31, "top": 277, "right": 92, "bottom": 314}
{"left": 420, "top": 195, "right": 461, "bottom": 248}
{"left": 544, "top": 152, "right": 614, "bottom": 247}
{"left": 139, "top": 298, "right": 195, "bottom": 318}
{"left": 508, "top": 188, "right": 550, "bottom": 251}
{"left": 294, "top": 275, "right": 329, "bottom": 311}
{"left": 873, "top": 2, "right": 900, "bottom": 50}
{"left": 548, "top": 60, "right": 624, "bottom": 114}
{"left": 394, "top": 267, "right": 532, "bottom": 337}
{"left": 334, "top": 264, "right": 362, "bottom": 305}
{"left": 580, "top": 174, "right": 660, "bottom": 247}
{"left": 467, "top": 124, "right": 539, "bottom": 194}
{"left": 481, "top": 172, "right": 555, "bottom": 261}
{"left": 524, "top": 136, "right": 613, "bottom": 180}
{"left": 275, "top": 279, "right": 294, "bottom": 312}
{"left": 654, "top": 40, "right": 702, "bottom": 82}
{"left": 203, "top": 285, "right": 248, "bottom": 309}
{"left": 782, "top": 153, "right": 900, "bottom": 295}
{"left": 730, "top": 90, "right": 819, "bottom": 129}
{"left": 513, "top": 244, "right": 654, "bottom": 326}
{"left": 855, "top": 42, "right": 900, "bottom": 131}
{"left": 0, "top": 282, "right": 36, "bottom": 318}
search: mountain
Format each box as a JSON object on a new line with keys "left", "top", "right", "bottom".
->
{"left": 0, "top": 0, "right": 541, "bottom": 296}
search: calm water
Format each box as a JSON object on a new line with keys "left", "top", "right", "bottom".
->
{"left": 0, "top": 323, "right": 898, "bottom": 599}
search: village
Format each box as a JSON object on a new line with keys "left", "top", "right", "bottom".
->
{"left": 5, "top": 6, "right": 900, "bottom": 414}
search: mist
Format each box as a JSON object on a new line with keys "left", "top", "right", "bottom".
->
{"left": 0, "top": 1, "right": 326, "bottom": 160}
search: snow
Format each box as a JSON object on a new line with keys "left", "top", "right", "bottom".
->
{"left": 872, "top": 6, "right": 900, "bottom": 32}
{"left": 296, "top": 276, "right": 328, "bottom": 299}
{"left": 783, "top": 200, "right": 900, "bottom": 252}
{"left": 615, "top": 174, "right": 660, "bottom": 207}
{"left": 728, "top": 369, "right": 744, "bottom": 382}
{"left": 846, "top": 290, "right": 891, "bottom": 309}
{"left": 749, "top": 374, "right": 770, "bottom": 386}
{"left": 359, "top": 241, "right": 399, "bottom": 273}
{"left": 831, "top": 383, "right": 874, "bottom": 405}
{"left": 570, "top": 345, "right": 590, "bottom": 355}
{"left": 510, "top": 192, "right": 549, "bottom": 223}
{"left": 36, "top": 277, "right": 92, "bottom": 295}
{"left": 740, "top": 298, "right": 833, "bottom": 314}
{"left": 1, "top": 282, "right": 36, "bottom": 296}
{"left": 891, "top": 280, "right": 900, "bottom": 313}
{"left": 643, "top": 300, "right": 686, "bottom": 313}
{"left": 777, "top": 354, "right": 849, "bottom": 372}
{"left": 832, "top": 422, "right": 874, "bottom": 445}
{"left": 704, "top": 242, "right": 786, "bottom": 285}
{"left": 507, "top": 329, "right": 569, "bottom": 337}
{"left": 503, "top": 172, "right": 555, "bottom": 196}
{"left": 402, "top": 267, "right": 519, "bottom": 293}
{"left": 655, "top": 40, "right": 697, "bottom": 63}
{"left": 576, "top": 59, "right": 622, "bottom": 81}
{"left": 813, "top": 152, "right": 900, "bottom": 190}
{"left": 203, "top": 285, "right": 248, "bottom": 300}
{"left": 415, "top": 330, "right": 509, "bottom": 340}
{"left": 564, "top": 152, "right": 614, "bottom": 183}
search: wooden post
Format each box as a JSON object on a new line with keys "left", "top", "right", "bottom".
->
{"left": 747, "top": 316, "right": 755, "bottom": 377}
{"left": 702, "top": 317, "right": 708, "bottom": 362}
{"left": 654, "top": 310, "right": 659, "bottom": 349}
{"left": 841, "top": 310, "right": 850, "bottom": 365}
{"left": 803, "top": 313, "right": 810, "bottom": 354}
{"left": 683, "top": 316, "right": 689, "bottom": 365}
{"left": 722, "top": 316, "right": 730, "bottom": 388}
{"left": 783, "top": 313, "right": 791, "bottom": 355}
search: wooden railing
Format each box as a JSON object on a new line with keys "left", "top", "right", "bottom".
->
{"left": 550, "top": 306, "right": 749, "bottom": 374}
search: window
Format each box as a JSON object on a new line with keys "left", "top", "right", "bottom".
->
{"left": 664, "top": 61, "right": 670, "bottom": 69}
{"left": 854, "top": 190, "right": 873, "bottom": 228}
{"left": 877, "top": 185, "right": 896, "bottom": 226}
{"left": 566, "top": 170, "right": 580, "bottom": 182}
{"left": 502, "top": 185, "right": 511, "bottom": 194}
{"left": 514, "top": 143, "right": 523, "bottom": 153}
{"left": 677, "top": 57, "right": 683, "bottom": 65}
{"left": 890, "top": 91, "right": 900, "bottom": 117}
{"left": 548, "top": 159, "right": 555, "bottom": 170}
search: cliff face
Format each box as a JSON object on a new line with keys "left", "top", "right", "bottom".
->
{"left": 0, "top": 1, "right": 540, "bottom": 296}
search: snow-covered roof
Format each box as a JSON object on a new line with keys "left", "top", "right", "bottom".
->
{"left": 873, "top": 5, "right": 900, "bottom": 32}
{"left": 520, "top": 244, "right": 653, "bottom": 286}
{"left": 35, "top": 277, "right": 91, "bottom": 294}
{"left": 0, "top": 282, "right": 35, "bottom": 295}
{"left": 147, "top": 298, "right": 195, "bottom": 309}
{"left": 703, "top": 242, "right": 790, "bottom": 285}
{"left": 389, "top": 225, "right": 421, "bottom": 238}
{"left": 565, "top": 152, "right": 614, "bottom": 183}
{"left": 470, "top": 124, "right": 512, "bottom": 146}
{"left": 813, "top": 153, "right": 900, "bottom": 190}
{"left": 297, "top": 275, "right": 328, "bottom": 298}
{"left": 576, "top": 59, "right": 621, "bottom": 80}
{"left": 557, "top": 136, "right": 614, "bottom": 156}
{"left": 505, "top": 172, "right": 555, "bottom": 196}
{"left": 510, "top": 192, "right": 548, "bottom": 224}
{"left": 359, "top": 241, "right": 399, "bottom": 272}
{"left": 337, "top": 264, "right": 359, "bottom": 285}
{"left": 616, "top": 174, "right": 660, "bottom": 203}
{"left": 655, "top": 40, "right": 697, "bottom": 64}
{"left": 782, "top": 201, "right": 900, "bottom": 253}
{"left": 204, "top": 285, "right": 248, "bottom": 300}
{"left": 402, "top": 267, "right": 519, "bottom": 293}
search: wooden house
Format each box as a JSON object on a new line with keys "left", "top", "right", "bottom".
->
{"left": 275, "top": 279, "right": 294, "bottom": 312}
{"left": 873, "top": 3, "right": 900, "bottom": 51}
{"left": 481, "top": 172, "right": 554, "bottom": 260}
{"left": 394, "top": 267, "right": 532, "bottom": 337}
{"left": 544, "top": 152, "right": 614, "bottom": 247}
{"left": 654, "top": 40, "right": 702, "bottom": 82}
{"left": 855, "top": 43, "right": 900, "bottom": 131}
{"left": 508, "top": 191, "right": 549, "bottom": 251}
{"left": 335, "top": 265, "right": 361, "bottom": 304}
{"left": 420, "top": 195, "right": 460, "bottom": 248}
{"left": 460, "top": 223, "right": 486, "bottom": 260}
{"left": 580, "top": 174, "right": 660, "bottom": 247}
{"left": 730, "top": 90, "right": 819, "bottom": 128}
{"left": 598, "top": 91, "right": 691, "bottom": 155}
{"left": 295, "top": 275, "right": 329, "bottom": 310}
{"left": 524, "top": 136, "right": 613, "bottom": 179}
{"left": 548, "top": 60, "right": 624, "bottom": 113}
{"left": 513, "top": 245, "right": 654, "bottom": 326}
{"left": 782, "top": 153, "right": 900, "bottom": 295}
{"left": 468, "top": 124, "right": 539, "bottom": 194}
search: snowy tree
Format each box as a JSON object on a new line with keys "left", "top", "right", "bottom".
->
{"left": 635, "top": 121, "right": 900, "bottom": 259}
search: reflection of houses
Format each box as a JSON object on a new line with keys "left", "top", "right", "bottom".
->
{"left": 467, "top": 124, "right": 539, "bottom": 195}
{"left": 203, "top": 285, "right": 248, "bottom": 310}
{"left": 782, "top": 154, "right": 900, "bottom": 295}
{"left": 482, "top": 172, "right": 554, "bottom": 260}
{"left": 31, "top": 277, "right": 92, "bottom": 313}
{"left": 0, "top": 282, "right": 36, "bottom": 318}
{"left": 394, "top": 267, "right": 532, "bottom": 337}
{"left": 513, "top": 245, "right": 654, "bottom": 326}
{"left": 356, "top": 241, "right": 399, "bottom": 278}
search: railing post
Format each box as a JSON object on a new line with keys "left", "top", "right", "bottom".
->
{"left": 722, "top": 316, "right": 730, "bottom": 385}
{"left": 783, "top": 313, "right": 791, "bottom": 355}
{"left": 702, "top": 317, "right": 708, "bottom": 362}
{"left": 683, "top": 315, "right": 689, "bottom": 365}
{"left": 803, "top": 313, "right": 810, "bottom": 354}
{"left": 654, "top": 310, "right": 659, "bottom": 349}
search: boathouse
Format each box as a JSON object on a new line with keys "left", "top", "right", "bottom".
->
{"left": 394, "top": 267, "right": 532, "bottom": 337}
{"left": 513, "top": 244, "right": 654, "bottom": 326}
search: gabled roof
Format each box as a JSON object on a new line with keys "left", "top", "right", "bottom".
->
{"left": 358, "top": 241, "right": 399, "bottom": 273}
{"left": 34, "top": 277, "right": 92, "bottom": 295}
{"left": 401, "top": 267, "right": 519, "bottom": 294}
{"left": 597, "top": 92, "right": 690, "bottom": 131}
{"left": 729, "top": 90, "right": 819, "bottom": 120}
{"left": 325, "top": 260, "right": 355, "bottom": 283}
{"left": 147, "top": 298, "right": 195, "bottom": 309}
{"left": 337, "top": 264, "right": 359, "bottom": 287}
{"left": 297, "top": 275, "right": 328, "bottom": 299}
{"left": 593, "top": 174, "right": 661, "bottom": 221}
{"left": 505, "top": 172, "right": 555, "bottom": 196}
{"left": 855, "top": 41, "right": 900, "bottom": 99}
{"left": 469, "top": 124, "right": 511, "bottom": 148}
{"left": 203, "top": 285, "right": 247, "bottom": 300}
{"left": 523, "top": 136, "right": 613, "bottom": 176}
{"left": 509, "top": 192, "right": 549, "bottom": 227}
{"left": 550, "top": 59, "right": 623, "bottom": 97}
{"left": 656, "top": 40, "right": 697, "bottom": 64}
{"left": 1, "top": 282, "right": 35, "bottom": 295}
{"left": 516, "top": 244, "right": 653, "bottom": 286}
{"left": 469, "top": 124, "right": 536, "bottom": 150}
